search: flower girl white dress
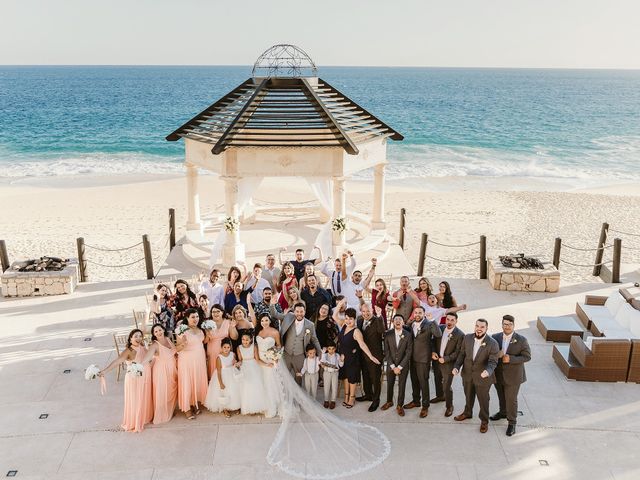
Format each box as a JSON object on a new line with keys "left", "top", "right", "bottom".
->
{"left": 238, "top": 343, "right": 265, "bottom": 414}
{"left": 204, "top": 352, "right": 241, "bottom": 412}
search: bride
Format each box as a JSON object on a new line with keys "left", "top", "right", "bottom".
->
{"left": 255, "top": 312, "right": 390, "bottom": 479}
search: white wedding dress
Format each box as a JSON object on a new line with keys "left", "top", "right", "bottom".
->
{"left": 256, "top": 335, "right": 390, "bottom": 479}
{"left": 257, "top": 336, "right": 284, "bottom": 418}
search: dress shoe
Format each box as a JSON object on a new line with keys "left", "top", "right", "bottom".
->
{"left": 454, "top": 413, "right": 471, "bottom": 422}
{"left": 419, "top": 407, "right": 429, "bottom": 418}
{"left": 381, "top": 402, "right": 393, "bottom": 411}
{"left": 403, "top": 401, "right": 420, "bottom": 409}
{"left": 329, "top": 402, "right": 335, "bottom": 410}
{"left": 396, "top": 406, "right": 405, "bottom": 417}
{"left": 430, "top": 396, "right": 445, "bottom": 404}
{"left": 368, "top": 401, "right": 379, "bottom": 413}
{"left": 480, "top": 422, "right": 489, "bottom": 433}
{"left": 506, "top": 424, "right": 516, "bottom": 436}
{"left": 323, "top": 401, "right": 329, "bottom": 409}
{"left": 356, "top": 395, "right": 372, "bottom": 402}
{"left": 490, "top": 412, "right": 507, "bottom": 421}
{"left": 444, "top": 406, "right": 453, "bottom": 417}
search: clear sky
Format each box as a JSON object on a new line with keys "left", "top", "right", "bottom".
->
{"left": 2, "top": 0, "right": 639, "bottom": 68}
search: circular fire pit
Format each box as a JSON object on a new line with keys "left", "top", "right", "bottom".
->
{"left": 487, "top": 256, "right": 560, "bottom": 293}
{"left": 1, "top": 257, "right": 79, "bottom": 297}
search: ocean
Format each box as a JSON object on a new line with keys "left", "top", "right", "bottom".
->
{"left": 1, "top": 66, "right": 639, "bottom": 186}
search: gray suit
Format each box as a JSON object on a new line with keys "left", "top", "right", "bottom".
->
{"left": 384, "top": 328, "right": 413, "bottom": 406}
{"left": 433, "top": 326, "right": 464, "bottom": 408}
{"left": 271, "top": 306, "right": 322, "bottom": 385}
{"left": 409, "top": 319, "right": 442, "bottom": 408}
{"left": 492, "top": 332, "right": 531, "bottom": 425}
{"left": 454, "top": 334, "right": 500, "bottom": 423}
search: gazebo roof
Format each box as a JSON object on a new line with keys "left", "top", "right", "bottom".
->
{"left": 166, "top": 77, "right": 403, "bottom": 155}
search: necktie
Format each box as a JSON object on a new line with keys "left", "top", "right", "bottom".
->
{"left": 336, "top": 272, "right": 341, "bottom": 293}
{"left": 363, "top": 320, "right": 370, "bottom": 330}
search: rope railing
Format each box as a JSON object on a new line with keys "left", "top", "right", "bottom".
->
{"left": 415, "top": 231, "right": 487, "bottom": 279}
{"left": 559, "top": 258, "right": 613, "bottom": 268}
{"left": 426, "top": 239, "right": 480, "bottom": 248}
{"left": 86, "top": 257, "right": 146, "bottom": 268}
{"left": 84, "top": 241, "right": 143, "bottom": 252}
{"left": 562, "top": 243, "right": 613, "bottom": 252}
{"left": 425, "top": 254, "right": 481, "bottom": 264}
{"left": 608, "top": 228, "right": 640, "bottom": 237}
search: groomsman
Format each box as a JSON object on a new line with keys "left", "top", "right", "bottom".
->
{"left": 381, "top": 314, "right": 413, "bottom": 417}
{"left": 356, "top": 303, "right": 385, "bottom": 412}
{"left": 431, "top": 312, "right": 465, "bottom": 417}
{"left": 490, "top": 314, "right": 531, "bottom": 436}
{"left": 453, "top": 319, "right": 499, "bottom": 433}
{"left": 404, "top": 306, "right": 441, "bottom": 418}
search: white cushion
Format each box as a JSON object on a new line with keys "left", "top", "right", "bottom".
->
{"left": 628, "top": 309, "right": 640, "bottom": 338}
{"left": 593, "top": 315, "right": 622, "bottom": 332}
{"left": 614, "top": 303, "right": 636, "bottom": 329}
{"left": 579, "top": 304, "right": 610, "bottom": 320}
{"left": 602, "top": 328, "right": 634, "bottom": 340}
{"left": 605, "top": 292, "right": 627, "bottom": 316}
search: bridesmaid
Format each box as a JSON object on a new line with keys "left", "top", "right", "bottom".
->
{"left": 176, "top": 308, "right": 208, "bottom": 420}
{"left": 99, "top": 329, "right": 153, "bottom": 432}
{"left": 206, "top": 303, "right": 238, "bottom": 380}
{"left": 142, "top": 323, "right": 178, "bottom": 424}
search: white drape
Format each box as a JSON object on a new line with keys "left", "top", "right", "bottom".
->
{"left": 208, "top": 229, "right": 227, "bottom": 269}
{"left": 238, "top": 177, "right": 264, "bottom": 215}
{"left": 306, "top": 178, "right": 333, "bottom": 217}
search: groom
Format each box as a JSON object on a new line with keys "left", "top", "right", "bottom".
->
{"left": 270, "top": 302, "right": 322, "bottom": 385}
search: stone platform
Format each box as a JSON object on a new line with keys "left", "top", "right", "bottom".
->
{"left": 1, "top": 260, "right": 79, "bottom": 297}
{"left": 488, "top": 258, "right": 560, "bottom": 292}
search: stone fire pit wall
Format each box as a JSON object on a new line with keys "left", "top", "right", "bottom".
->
{"left": 1, "top": 260, "right": 79, "bottom": 297}
{"left": 487, "top": 258, "right": 560, "bottom": 293}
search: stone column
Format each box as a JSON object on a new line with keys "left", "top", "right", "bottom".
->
{"left": 222, "top": 175, "right": 245, "bottom": 266}
{"left": 186, "top": 163, "right": 202, "bottom": 230}
{"left": 332, "top": 176, "right": 346, "bottom": 254}
{"left": 372, "top": 163, "right": 386, "bottom": 229}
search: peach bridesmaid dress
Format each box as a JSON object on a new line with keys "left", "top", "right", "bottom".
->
{"left": 121, "top": 345, "right": 153, "bottom": 432}
{"left": 206, "top": 319, "right": 230, "bottom": 379}
{"left": 151, "top": 341, "right": 178, "bottom": 424}
{"left": 177, "top": 328, "right": 208, "bottom": 412}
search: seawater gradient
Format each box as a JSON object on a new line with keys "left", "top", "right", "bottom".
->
{"left": 1, "top": 66, "right": 639, "bottom": 184}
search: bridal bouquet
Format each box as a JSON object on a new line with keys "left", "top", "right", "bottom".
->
{"left": 84, "top": 364, "right": 100, "bottom": 380}
{"left": 264, "top": 346, "right": 284, "bottom": 362}
{"left": 223, "top": 216, "right": 239, "bottom": 233}
{"left": 331, "top": 216, "right": 348, "bottom": 233}
{"left": 126, "top": 362, "right": 144, "bottom": 377}
{"left": 175, "top": 324, "right": 190, "bottom": 336}
{"left": 201, "top": 320, "right": 217, "bottom": 331}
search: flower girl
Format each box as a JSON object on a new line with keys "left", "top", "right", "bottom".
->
{"left": 204, "top": 338, "right": 241, "bottom": 417}
{"left": 237, "top": 333, "right": 266, "bottom": 414}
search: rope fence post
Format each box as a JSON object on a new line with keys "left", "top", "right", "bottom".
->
{"left": 76, "top": 237, "right": 87, "bottom": 282}
{"left": 143, "top": 234, "right": 154, "bottom": 280}
{"left": 479, "top": 235, "right": 487, "bottom": 279}
{"left": 553, "top": 237, "right": 562, "bottom": 270}
{"left": 612, "top": 238, "right": 622, "bottom": 284}
{"left": 399, "top": 208, "right": 406, "bottom": 250}
{"left": 169, "top": 208, "right": 176, "bottom": 251}
{"left": 417, "top": 233, "right": 428, "bottom": 276}
{"left": 0, "top": 240, "right": 9, "bottom": 272}
{"left": 593, "top": 222, "right": 609, "bottom": 277}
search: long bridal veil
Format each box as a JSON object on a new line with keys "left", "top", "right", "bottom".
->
{"left": 267, "top": 363, "right": 390, "bottom": 479}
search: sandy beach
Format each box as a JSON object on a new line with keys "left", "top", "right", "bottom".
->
{"left": 2, "top": 173, "right": 639, "bottom": 283}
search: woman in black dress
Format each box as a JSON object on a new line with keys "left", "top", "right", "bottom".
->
{"left": 335, "top": 306, "right": 380, "bottom": 409}
{"left": 312, "top": 303, "right": 338, "bottom": 349}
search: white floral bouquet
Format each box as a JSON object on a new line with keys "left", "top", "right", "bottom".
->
{"left": 223, "top": 216, "right": 239, "bottom": 233}
{"left": 331, "top": 216, "right": 348, "bottom": 233}
{"left": 264, "top": 346, "right": 284, "bottom": 362}
{"left": 175, "top": 324, "right": 190, "bottom": 336}
{"left": 84, "top": 364, "right": 100, "bottom": 380}
{"left": 201, "top": 320, "right": 217, "bottom": 331}
{"left": 126, "top": 362, "right": 144, "bottom": 377}
{"left": 233, "top": 365, "right": 244, "bottom": 380}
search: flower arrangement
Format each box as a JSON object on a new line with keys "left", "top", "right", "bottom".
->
{"left": 84, "top": 364, "right": 100, "bottom": 380}
{"left": 223, "top": 216, "right": 239, "bottom": 233}
{"left": 201, "top": 320, "right": 217, "bottom": 331}
{"left": 126, "top": 362, "right": 144, "bottom": 377}
{"left": 331, "top": 216, "right": 348, "bottom": 233}
{"left": 264, "top": 346, "right": 284, "bottom": 362}
{"left": 175, "top": 324, "right": 190, "bottom": 336}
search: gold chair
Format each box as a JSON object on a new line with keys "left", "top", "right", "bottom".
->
{"left": 113, "top": 333, "right": 129, "bottom": 382}
{"left": 132, "top": 309, "right": 149, "bottom": 333}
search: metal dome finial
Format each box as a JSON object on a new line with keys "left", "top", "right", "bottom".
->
{"left": 252, "top": 44, "right": 317, "bottom": 78}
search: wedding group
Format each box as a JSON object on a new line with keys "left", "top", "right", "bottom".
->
{"left": 96, "top": 246, "right": 531, "bottom": 440}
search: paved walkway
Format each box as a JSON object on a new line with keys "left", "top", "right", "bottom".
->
{"left": 1, "top": 251, "right": 639, "bottom": 480}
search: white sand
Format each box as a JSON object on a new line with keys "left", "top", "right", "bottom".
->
{"left": 1, "top": 174, "right": 640, "bottom": 283}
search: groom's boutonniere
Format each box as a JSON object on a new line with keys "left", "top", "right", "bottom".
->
{"left": 512, "top": 339, "right": 518, "bottom": 344}
{"left": 481, "top": 342, "right": 486, "bottom": 347}
{"left": 400, "top": 334, "right": 405, "bottom": 340}
{"left": 305, "top": 328, "right": 311, "bottom": 336}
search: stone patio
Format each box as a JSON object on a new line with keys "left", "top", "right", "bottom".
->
{"left": 1, "top": 247, "right": 639, "bottom": 480}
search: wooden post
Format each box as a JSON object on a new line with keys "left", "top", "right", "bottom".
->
{"left": 143, "top": 234, "right": 154, "bottom": 280}
{"left": 553, "top": 237, "right": 562, "bottom": 270}
{"left": 417, "top": 233, "right": 428, "bottom": 276}
{"left": 0, "top": 240, "right": 9, "bottom": 272}
{"left": 479, "top": 235, "right": 487, "bottom": 279}
{"left": 169, "top": 208, "right": 176, "bottom": 251}
{"left": 612, "top": 238, "right": 622, "bottom": 284}
{"left": 399, "top": 208, "right": 406, "bottom": 250}
{"left": 593, "top": 222, "right": 609, "bottom": 276}
{"left": 76, "top": 237, "right": 87, "bottom": 282}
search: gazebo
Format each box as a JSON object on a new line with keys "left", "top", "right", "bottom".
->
{"left": 166, "top": 44, "right": 403, "bottom": 266}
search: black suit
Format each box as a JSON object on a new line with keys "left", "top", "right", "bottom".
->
{"left": 384, "top": 328, "right": 413, "bottom": 406}
{"left": 492, "top": 332, "right": 531, "bottom": 425}
{"left": 408, "top": 319, "right": 442, "bottom": 408}
{"left": 357, "top": 315, "right": 385, "bottom": 403}
{"left": 433, "top": 325, "right": 464, "bottom": 409}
